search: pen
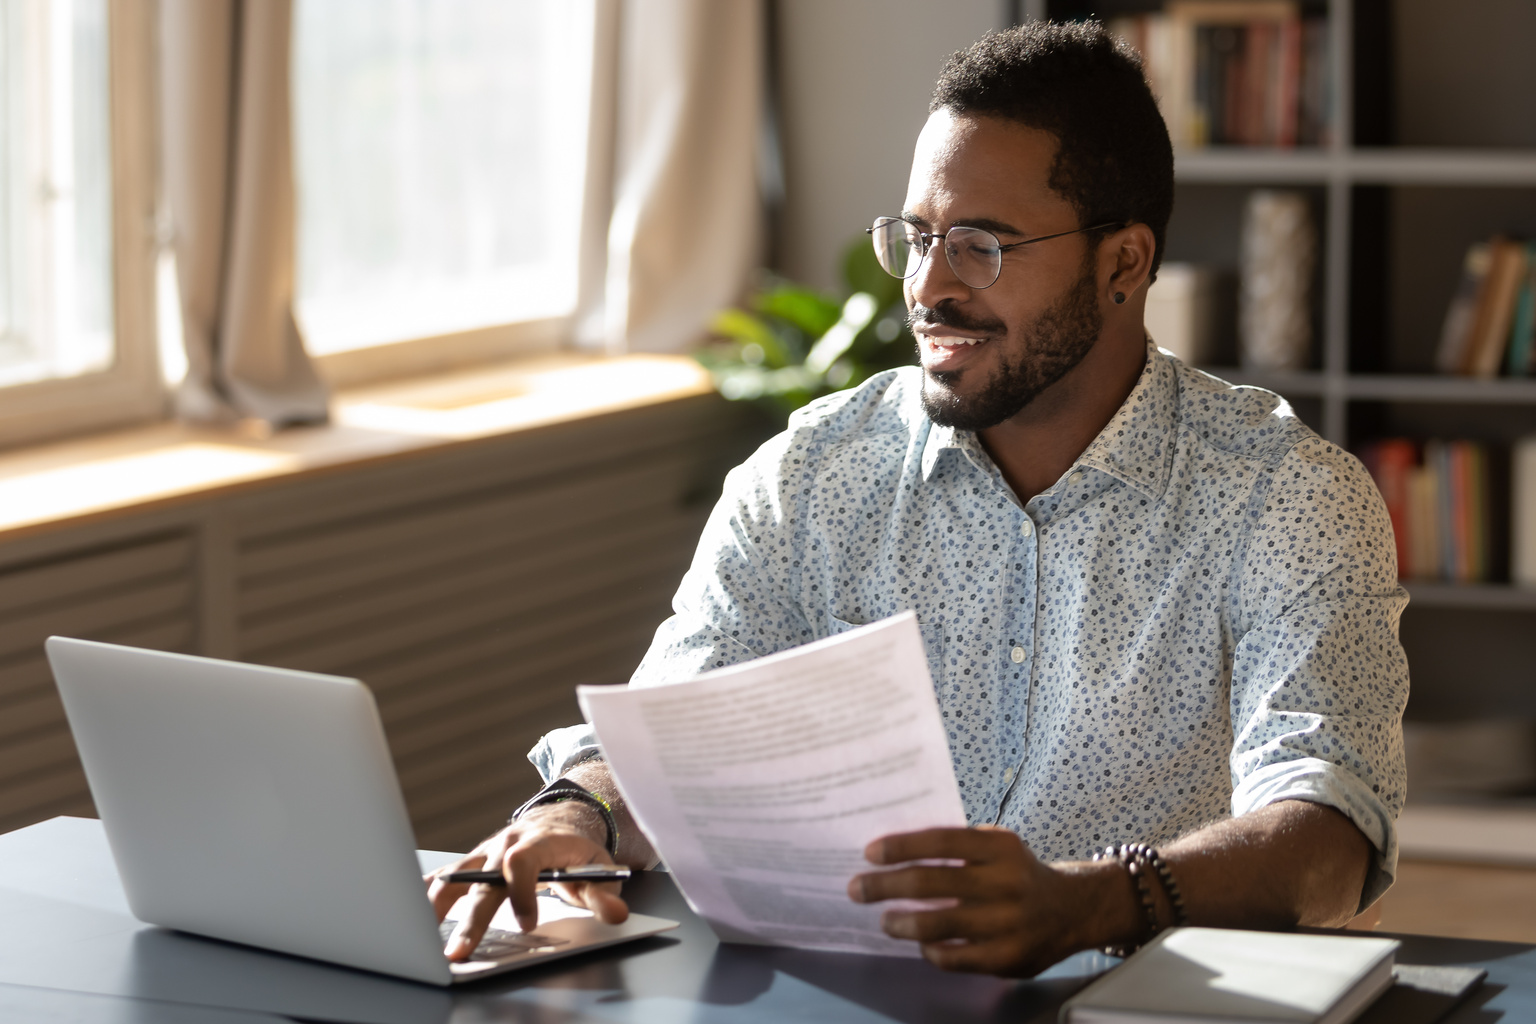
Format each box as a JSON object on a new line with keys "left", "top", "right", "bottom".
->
{"left": 443, "top": 866, "right": 632, "bottom": 885}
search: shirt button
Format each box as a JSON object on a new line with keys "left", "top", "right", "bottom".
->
{"left": 1010, "top": 646, "right": 1025, "bottom": 663}
{"left": 1003, "top": 767, "right": 1016, "bottom": 783}
{"left": 1069, "top": 471, "right": 1084, "bottom": 484}
{"left": 1020, "top": 519, "right": 1034, "bottom": 537}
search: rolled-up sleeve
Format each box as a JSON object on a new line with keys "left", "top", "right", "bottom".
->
{"left": 1229, "top": 437, "right": 1409, "bottom": 910}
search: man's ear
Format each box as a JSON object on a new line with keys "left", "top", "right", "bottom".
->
{"left": 1103, "top": 222, "right": 1157, "bottom": 303}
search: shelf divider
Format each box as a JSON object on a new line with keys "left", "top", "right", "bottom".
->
{"left": 1196, "top": 368, "right": 1536, "bottom": 405}
{"left": 1403, "top": 582, "right": 1536, "bottom": 611}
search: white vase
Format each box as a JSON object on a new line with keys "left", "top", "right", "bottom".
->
{"left": 1239, "top": 190, "right": 1316, "bottom": 371}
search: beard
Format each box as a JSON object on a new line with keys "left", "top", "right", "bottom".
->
{"left": 917, "top": 259, "right": 1104, "bottom": 432}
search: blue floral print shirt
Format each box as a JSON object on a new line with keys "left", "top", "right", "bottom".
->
{"left": 532, "top": 342, "right": 1409, "bottom": 908}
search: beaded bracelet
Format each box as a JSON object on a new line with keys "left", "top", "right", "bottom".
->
{"left": 1126, "top": 842, "right": 1188, "bottom": 928}
{"left": 1094, "top": 843, "right": 1158, "bottom": 957}
{"left": 1094, "top": 841, "right": 1187, "bottom": 957}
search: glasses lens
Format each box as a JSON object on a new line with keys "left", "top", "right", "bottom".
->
{"left": 871, "top": 218, "right": 923, "bottom": 279}
{"left": 943, "top": 227, "right": 1003, "bottom": 289}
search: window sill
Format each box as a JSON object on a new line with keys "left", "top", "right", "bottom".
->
{"left": 0, "top": 352, "right": 715, "bottom": 544}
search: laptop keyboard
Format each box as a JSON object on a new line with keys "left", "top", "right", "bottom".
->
{"left": 440, "top": 921, "right": 571, "bottom": 961}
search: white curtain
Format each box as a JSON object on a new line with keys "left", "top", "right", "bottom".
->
{"left": 599, "top": 0, "right": 764, "bottom": 354}
{"left": 159, "top": 0, "right": 762, "bottom": 401}
{"left": 160, "top": 0, "right": 328, "bottom": 426}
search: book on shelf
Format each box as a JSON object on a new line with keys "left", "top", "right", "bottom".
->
{"left": 1110, "top": 1, "right": 1331, "bottom": 149}
{"left": 1359, "top": 438, "right": 1492, "bottom": 583}
{"left": 1507, "top": 250, "right": 1536, "bottom": 376}
{"left": 1513, "top": 437, "right": 1536, "bottom": 587}
{"left": 1436, "top": 237, "right": 1536, "bottom": 378}
{"left": 1145, "top": 262, "right": 1219, "bottom": 365}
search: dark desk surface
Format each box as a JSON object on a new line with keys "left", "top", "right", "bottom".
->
{"left": 0, "top": 817, "right": 1531, "bottom": 1024}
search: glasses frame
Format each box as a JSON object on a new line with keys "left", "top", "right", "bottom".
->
{"left": 866, "top": 217, "right": 1126, "bottom": 290}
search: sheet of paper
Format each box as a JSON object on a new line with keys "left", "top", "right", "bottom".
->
{"left": 578, "top": 611, "right": 965, "bottom": 957}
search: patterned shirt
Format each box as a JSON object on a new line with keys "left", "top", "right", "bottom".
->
{"left": 532, "top": 342, "right": 1409, "bottom": 907}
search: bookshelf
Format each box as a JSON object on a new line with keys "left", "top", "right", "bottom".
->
{"left": 1176, "top": 148, "right": 1536, "bottom": 187}
{"left": 1039, "top": 0, "right": 1536, "bottom": 746}
{"left": 1218, "top": 369, "right": 1536, "bottom": 405}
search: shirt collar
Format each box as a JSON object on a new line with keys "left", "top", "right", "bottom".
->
{"left": 920, "top": 340, "right": 1178, "bottom": 503}
{"left": 922, "top": 418, "right": 995, "bottom": 482}
{"left": 1072, "top": 340, "right": 1178, "bottom": 502}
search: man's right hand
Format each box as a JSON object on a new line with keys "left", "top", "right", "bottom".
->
{"left": 425, "top": 808, "right": 629, "bottom": 961}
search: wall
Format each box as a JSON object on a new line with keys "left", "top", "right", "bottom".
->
{"left": 774, "top": 0, "right": 1004, "bottom": 291}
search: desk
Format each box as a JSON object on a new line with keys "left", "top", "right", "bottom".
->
{"left": 0, "top": 817, "right": 1530, "bottom": 1023}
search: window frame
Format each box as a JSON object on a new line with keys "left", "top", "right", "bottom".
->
{"left": 300, "top": 0, "right": 621, "bottom": 389}
{"left": 0, "top": 0, "right": 162, "bottom": 450}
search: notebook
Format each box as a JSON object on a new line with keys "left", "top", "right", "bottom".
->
{"left": 1059, "top": 926, "right": 1399, "bottom": 1024}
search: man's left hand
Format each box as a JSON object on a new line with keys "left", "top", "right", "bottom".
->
{"left": 848, "top": 825, "right": 1103, "bottom": 977}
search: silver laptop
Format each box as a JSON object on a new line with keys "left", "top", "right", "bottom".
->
{"left": 45, "top": 636, "right": 677, "bottom": 986}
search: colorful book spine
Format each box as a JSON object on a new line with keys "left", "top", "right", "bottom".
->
{"left": 1514, "top": 438, "right": 1536, "bottom": 587}
{"left": 1468, "top": 444, "right": 1489, "bottom": 582}
{"left": 1505, "top": 242, "right": 1536, "bottom": 376}
{"left": 1436, "top": 242, "right": 1493, "bottom": 375}
{"left": 1465, "top": 238, "right": 1528, "bottom": 378}
{"left": 1359, "top": 438, "right": 1493, "bottom": 583}
{"left": 1113, "top": 4, "right": 1323, "bottom": 150}
{"left": 1360, "top": 439, "right": 1417, "bottom": 578}
{"left": 1275, "top": 18, "right": 1301, "bottom": 147}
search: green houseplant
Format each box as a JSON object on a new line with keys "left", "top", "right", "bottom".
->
{"left": 695, "top": 236, "right": 917, "bottom": 421}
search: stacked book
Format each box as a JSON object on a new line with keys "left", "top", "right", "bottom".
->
{"left": 1358, "top": 438, "right": 1492, "bottom": 583}
{"left": 1109, "top": 1, "right": 1332, "bottom": 149}
{"left": 1435, "top": 237, "right": 1536, "bottom": 377}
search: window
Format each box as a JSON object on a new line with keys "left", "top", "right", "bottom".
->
{"left": 0, "top": 0, "right": 158, "bottom": 449}
{"left": 292, "top": 0, "right": 603, "bottom": 381}
{"left": 1, "top": 0, "right": 111, "bottom": 385}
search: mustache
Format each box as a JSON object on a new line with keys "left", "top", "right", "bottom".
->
{"left": 907, "top": 302, "right": 1007, "bottom": 336}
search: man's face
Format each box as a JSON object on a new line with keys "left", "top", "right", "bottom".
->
{"left": 903, "top": 110, "right": 1104, "bottom": 431}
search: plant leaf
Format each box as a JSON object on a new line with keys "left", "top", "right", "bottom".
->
{"left": 755, "top": 285, "right": 841, "bottom": 337}
{"left": 710, "top": 308, "right": 791, "bottom": 367}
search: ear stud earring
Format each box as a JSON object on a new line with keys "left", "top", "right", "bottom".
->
{"left": 1113, "top": 291, "right": 1126, "bottom": 304}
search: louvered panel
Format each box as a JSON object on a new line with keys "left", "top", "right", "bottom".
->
{"left": 371, "top": 587, "right": 664, "bottom": 715}
{"left": 0, "top": 535, "right": 190, "bottom": 616}
{"left": 0, "top": 724, "right": 76, "bottom": 783}
{"left": 243, "top": 531, "right": 697, "bottom": 673}
{"left": 239, "top": 451, "right": 701, "bottom": 608}
{"left": 240, "top": 508, "right": 693, "bottom": 658}
{"left": 0, "top": 658, "right": 55, "bottom": 711}
{"left": 0, "top": 689, "right": 66, "bottom": 742}
{"left": 398, "top": 689, "right": 588, "bottom": 849}
{"left": 383, "top": 619, "right": 659, "bottom": 763}
{"left": 0, "top": 626, "right": 195, "bottom": 753}
{"left": 0, "top": 762, "right": 95, "bottom": 835}
{"left": 340, "top": 540, "right": 683, "bottom": 689}
{"left": 0, "top": 580, "right": 192, "bottom": 657}
{"left": 390, "top": 623, "right": 661, "bottom": 793}
{"left": 395, "top": 693, "right": 574, "bottom": 808}
{"left": 232, "top": 393, "right": 737, "bottom": 539}
{"left": 0, "top": 616, "right": 197, "bottom": 742}
{"left": 0, "top": 533, "right": 197, "bottom": 833}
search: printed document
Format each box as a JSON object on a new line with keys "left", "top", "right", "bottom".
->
{"left": 577, "top": 612, "right": 965, "bottom": 956}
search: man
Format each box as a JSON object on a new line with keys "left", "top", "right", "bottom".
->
{"left": 429, "top": 22, "right": 1407, "bottom": 977}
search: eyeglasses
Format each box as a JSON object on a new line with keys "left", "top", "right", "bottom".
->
{"left": 866, "top": 216, "right": 1124, "bottom": 290}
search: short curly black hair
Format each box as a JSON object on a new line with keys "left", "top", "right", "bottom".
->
{"left": 931, "top": 21, "right": 1174, "bottom": 280}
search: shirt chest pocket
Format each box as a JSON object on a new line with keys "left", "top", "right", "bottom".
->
{"left": 827, "top": 614, "right": 946, "bottom": 691}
